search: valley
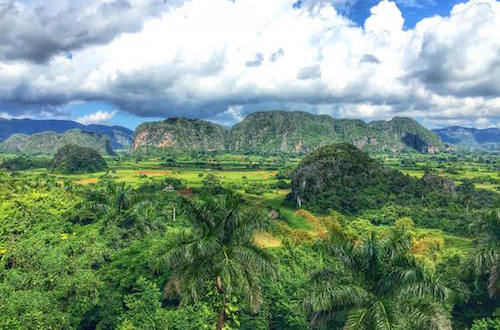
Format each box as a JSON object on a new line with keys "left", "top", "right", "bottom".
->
{"left": 3, "top": 0, "right": 500, "bottom": 328}
{"left": 1, "top": 142, "right": 498, "bottom": 329}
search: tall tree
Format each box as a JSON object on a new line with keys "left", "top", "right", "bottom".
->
{"left": 304, "top": 227, "right": 451, "bottom": 329}
{"left": 468, "top": 209, "right": 500, "bottom": 298}
{"left": 165, "top": 192, "right": 273, "bottom": 329}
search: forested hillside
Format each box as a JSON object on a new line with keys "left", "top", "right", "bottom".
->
{"left": 291, "top": 144, "right": 498, "bottom": 233}
{"left": 134, "top": 117, "right": 228, "bottom": 154}
{"left": 0, "top": 118, "right": 133, "bottom": 149}
{"left": 0, "top": 129, "right": 115, "bottom": 156}
{"left": 134, "top": 111, "right": 444, "bottom": 155}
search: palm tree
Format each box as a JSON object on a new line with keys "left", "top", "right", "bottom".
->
{"left": 467, "top": 209, "right": 499, "bottom": 298}
{"left": 304, "top": 228, "right": 451, "bottom": 329}
{"left": 165, "top": 192, "right": 273, "bottom": 329}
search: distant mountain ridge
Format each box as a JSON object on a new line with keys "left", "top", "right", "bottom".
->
{"left": 0, "top": 129, "right": 115, "bottom": 156}
{"left": 433, "top": 126, "right": 500, "bottom": 151}
{"left": 0, "top": 118, "right": 133, "bottom": 149}
{"left": 134, "top": 111, "right": 444, "bottom": 155}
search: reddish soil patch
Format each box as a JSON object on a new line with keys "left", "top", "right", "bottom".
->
{"left": 74, "top": 178, "right": 99, "bottom": 185}
{"left": 137, "top": 171, "right": 171, "bottom": 176}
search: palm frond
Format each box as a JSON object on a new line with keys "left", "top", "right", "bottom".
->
{"left": 372, "top": 300, "right": 392, "bottom": 330}
{"left": 488, "top": 257, "right": 499, "bottom": 298}
{"left": 467, "top": 246, "right": 497, "bottom": 275}
{"left": 404, "top": 300, "right": 451, "bottom": 330}
{"left": 344, "top": 308, "right": 369, "bottom": 330}
{"left": 305, "top": 283, "right": 371, "bottom": 314}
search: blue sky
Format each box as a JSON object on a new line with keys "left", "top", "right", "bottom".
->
{"left": 347, "top": 0, "right": 463, "bottom": 28}
{"left": 1, "top": 0, "right": 499, "bottom": 130}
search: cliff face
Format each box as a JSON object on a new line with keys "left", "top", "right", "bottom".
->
{"left": 133, "top": 117, "right": 227, "bottom": 153}
{"left": 133, "top": 111, "right": 444, "bottom": 155}
{"left": 368, "top": 117, "right": 444, "bottom": 154}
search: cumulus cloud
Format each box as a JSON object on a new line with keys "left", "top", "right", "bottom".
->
{"left": 0, "top": 0, "right": 499, "bottom": 128}
{"left": 0, "top": 0, "right": 176, "bottom": 62}
{"left": 76, "top": 110, "right": 116, "bottom": 125}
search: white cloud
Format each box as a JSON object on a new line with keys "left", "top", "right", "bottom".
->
{"left": 0, "top": 0, "right": 499, "bottom": 128}
{"left": 76, "top": 110, "right": 116, "bottom": 125}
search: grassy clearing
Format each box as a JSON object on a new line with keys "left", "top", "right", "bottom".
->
{"left": 254, "top": 232, "right": 282, "bottom": 248}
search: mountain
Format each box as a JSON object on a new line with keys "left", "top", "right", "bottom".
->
{"left": 133, "top": 111, "right": 443, "bottom": 155}
{"left": 226, "top": 111, "right": 443, "bottom": 154}
{"left": 133, "top": 117, "right": 227, "bottom": 153}
{"left": 0, "top": 118, "right": 133, "bottom": 149}
{"left": 85, "top": 124, "right": 134, "bottom": 149}
{"left": 368, "top": 117, "right": 444, "bottom": 153}
{"left": 0, "top": 129, "right": 115, "bottom": 156}
{"left": 433, "top": 126, "right": 500, "bottom": 151}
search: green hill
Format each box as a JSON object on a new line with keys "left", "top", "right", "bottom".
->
{"left": 227, "top": 111, "right": 338, "bottom": 154}
{"left": 134, "top": 111, "right": 443, "bottom": 155}
{"left": 133, "top": 117, "right": 228, "bottom": 154}
{"left": 289, "top": 144, "right": 498, "bottom": 232}
{"left": 0, "top": 118, "right": 133, "bottom": 149}
{"left": 52, "top": 144, "right": 108, "bottom": 174}
{"left": 369, "top": 117, "right": 444, "bottom": 153}
{"left": 290, "top": 143, "right": 405, "bottom": 214}
{"left": 0, "top": 129, "right": 115, "bottom": 156}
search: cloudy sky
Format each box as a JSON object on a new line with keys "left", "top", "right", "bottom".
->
{"left": 0, "top": 0, "right": 499, "bottom": 129}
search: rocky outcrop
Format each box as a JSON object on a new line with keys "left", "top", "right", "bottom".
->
{"left": 133, "top": 112, "right": 445, "bottom": 155}
{"left": 133, "top": 117, "right": 227, "bottom": 154}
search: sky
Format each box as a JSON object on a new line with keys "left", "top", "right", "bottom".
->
{"left": 0, "top": 0, "right": 499, "bottom": 130}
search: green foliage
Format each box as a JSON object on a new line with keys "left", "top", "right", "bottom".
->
{"left": 0, "top": 129, "right": 115, "bottom": 156}
{"left": 291, "top": 144, "right": 500, "bottom": 234}
{"left": 118, "top": 277, "right": 169, "bottom": 330}
{"left": 304, "top": 229, "right": 452, "bottom": 329}
{"left": 165, "top": 191, "right": 273, "bottom": 329}
{"left": 471, "top": 316, "right": 500, "bottom": 330}
{"left": 52, "top": 144, "right": 108, "bottom": 174}
{"left": 0, "top": 151, "right": 498, "bottom": 329}
{"left": 290, "top": 143, "right": 409, "bottom": 214}
{"left": 0, "top": 156, "right": 51, "bottom": 171}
